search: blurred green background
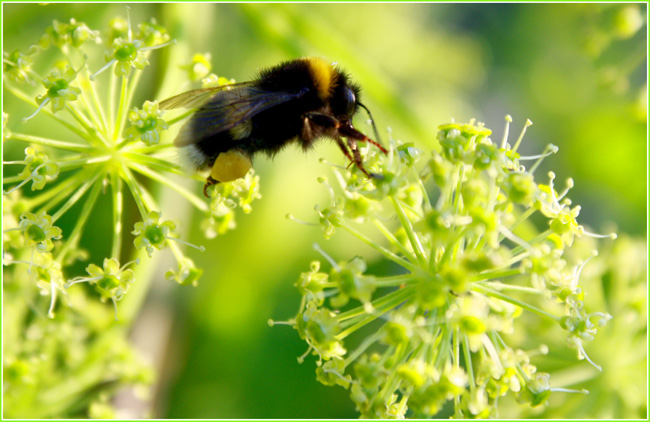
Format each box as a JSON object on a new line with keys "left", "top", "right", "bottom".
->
{"left": 3, "top": 3, "right": 647, "bottom": 418}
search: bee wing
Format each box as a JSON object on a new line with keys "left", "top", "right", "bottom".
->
{"left": 159, "top": 82, "right": 254, "bottom": 110}
{"left": 165, "top": 84, "right": 309, "bottom": 147}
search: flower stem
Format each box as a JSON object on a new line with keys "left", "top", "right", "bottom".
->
{"left": 65, "top": 103, "right": 106, "bottom": 147}
{"left": 372, "top": 217, "right": 418, "bottom": 266}
{"left": 470, "top": 267, "right": 523, "bottom": 282}
{"left": 340, "top": 221, "right": 420, "bottom": 273}
{"left": 128, "top": 162, "right": 208, "bottom": 213}
{"left": 472, "top": 284, "right": 561, "bottom": 322}
{"left": 111, "top": 171, "right": 123, "bottom": 260}
{"left": 336, "top": 286, "right": 415, "bottom": 339}
{"left": 51, "top": 171, "right": 102, "bottom": 222}
{"left": 31, "top": 169, "right": 92, "bottom": 211}
{"left": 113, "top": 75, "right": 129, "bottom": 143}
{"left": 56, "top": 176, "right": 104, "bottom": 264}
{"left": 119, "top": 163, "right": 150, "bottom": 219}
{"left": 462, "top": 333, "right": 476, "bottom": 390}
{"left": 7, "top": 132, "right": 92, "bottom": 152}
{"left": 391, "top": 196, "right": 428, "bottom": 268}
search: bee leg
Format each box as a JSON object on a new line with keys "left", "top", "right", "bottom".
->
{"left": 304, "top": 112, "right": 340, "bottom": 129}
{"left": 203, "top": 176, "right": 218, "bottom": 198}
{"left": 346, "top": 137, "right": 377, "bottom": 179}
{"left": 333, "top": 136, "right": 356, "bottom": 167}
{"left": 304, "top": 113, "right": 379, "bottom": 179}
{"left": 338, "top": 124, "right": 388, "bottom": 155}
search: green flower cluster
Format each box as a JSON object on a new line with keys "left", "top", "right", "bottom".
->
{"left": 279, "top": 118, "right": 615, "bottom": 418}
{"left": 3, "top": 13, "right": 260, "bottom": 417}
{"left": 3, "top": 15, "right": 260, "bottom": 317}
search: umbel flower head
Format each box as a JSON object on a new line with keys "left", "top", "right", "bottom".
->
{"left": 3, "top": 14, "right": 260, "bottom": 320}
{"left": 276, "top": 117, "right": 615, "bottom": 418}
{"left": 2, "top": 12, "right": 262, "bottom": 419}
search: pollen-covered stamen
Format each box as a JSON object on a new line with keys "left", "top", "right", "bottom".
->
{"left": 501, "top": 115, "right": 513, "bottom": 149}
{"left": 286, "top": 213, "right": 319, "bottom": 226}
{"left": 527, "top": 144, "right": 559, "bottom": 174}
{"left": 21, "top": 97, "right": 50, "bottom": 123}
{"left": 570, "top": 250, "right": 598, "bottom": 290}
{"left": 313, "top": 243, "right": 341, "bottom": 272}
{"left": 317, "top": 176, "right": 337, "bottom": 207}
{"left": 511, "top": 119, "right": 533, "bottom": 153}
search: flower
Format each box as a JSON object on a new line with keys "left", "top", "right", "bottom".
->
{"left": 18, "top": 211, "right": 62, "bottom": 252}
{"left": 66, "top": 258, "right": 137, "bottom": 318}
{"left": 203, "top": 170, "right": 262, "bottom": 238}
{"left": 34, "top": 64, "right": 82, "bottom": 115}
{"left": 39, "top": 18, "right": 100, "bottom": 49}
{"left": 132, "top": 211, "right": 177, "bottom": 257}
{"left": 165, "top": 258, "right": 203, "bottom": 286}
{"left": 278, "top": 117, "right": 612, "bottom": 418}
{"left": 106, "top": 38, "right": 150, "bottom": 77}
{"left": 3, "top": 12, "right": 254, "bottom": 319}
{"left": 136, "top": 18, "right": 170, "bottom": 47}
{"left": 182, "top": 52, "right": 212, "bottom": 81}
{"left": 2, "top": 12, "right": 256, "bottom": 418}
{"left": 3, "top": 46, "right": 38, "bottom": 84}
{"left": 4, "top": 147, "right": 59, "bottom": 193}
{"left": 125, "top": 100, "right": 168, "bottom": 146}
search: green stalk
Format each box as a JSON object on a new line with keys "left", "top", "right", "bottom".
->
{"left": 31, "top": 169, "right": 92, "bottom": 211}
{"left": 128, "top": 162, "right": 208, "bottom": 213}
{"left": 78, "top": 73, "right": 108, "bottom": 145}
{"left": 336, "top": 286, "right": 415, "bottom": 339}
{"left": 391, "top": 196, "right": 428, "bottom": 268}
{"left": 509, "top": 229, "right": 554, "bottom": 257}
{"left": 472, "top": 284, "right": 561, "bottom": 322}
{"left": 65, "top": 103, "right": 105, "bottom": 147}
{"left": 83, "top": 63, "right": 109, "bottom": 137}
{"left": 51, "top": 171, "right": 102, "bottom": 222}
{"left": 343, "top": 331, "right": 383, "bottom": 367}
{"left": 372, "top": 217, "right": 418, "bottom": 266}
{"left": 462, "top": 333, "right": 476, "bottom": 390}
{"left": 413, "top": 166, "right": 431, "bottom": 206}
{"left": 121, "top": 152, "right": 185, "bottom": 176}
{"left": 119, "top": 162, "right": 150, "bottom": 218}
{"left": 57, "top": 155, "right": 111, "bottom": 170}
{"left": 340, "top": 220, "right": 420, "bottom": 273}
{"left": 113, "top": 75, "right": 129, "bottom": 143}
{"left": 7, "top": 132, "right": 92, "bottom": 152}
{"left": 374, "top": 273, "right": 419, "bottom": 287}
{"left": 470, "top": 267, "right": 523, "bottom": 282}
{"left": 56, "top": 177, "right": 104, "bottom": 264}
{"left": 473, "top": 280, "right": 545, "bottom": 295}
{"left": 110, "top": 171, "right": 123, "bottom": 259}
{"left": 433, "top": 324, "right": 452, "bottom": 371}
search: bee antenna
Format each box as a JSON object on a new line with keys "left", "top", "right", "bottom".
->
{"left": 357, "top": 102, "right": 384, "bottom": 148}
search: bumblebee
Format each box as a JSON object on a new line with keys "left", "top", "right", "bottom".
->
{"left": 160, "top": 57, "right": 387, "bottom": 196}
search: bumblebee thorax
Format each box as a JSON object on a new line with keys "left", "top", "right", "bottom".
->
{"left": 303, "top": 57, "right": 338, "bottom": 101}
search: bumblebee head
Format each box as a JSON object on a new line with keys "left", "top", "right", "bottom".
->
{"left": 303, "top": 57, "right": 360, "bottom": 120}
{"left": 331, "top": 81, "right": 360, "bottom": 120}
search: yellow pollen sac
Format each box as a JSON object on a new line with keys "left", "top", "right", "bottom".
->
{"left": 211, "top": 148, "right": 252, "bottom": 182}
{"left": 306, "top": 57, "right": 335, "bottom": 100}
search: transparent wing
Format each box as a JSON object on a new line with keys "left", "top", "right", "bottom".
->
{"left": 159, "top": 82, "right": 254, "bottom": 110}
{"left": 163, "top": 84, "right": 309, "bottom": 147}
